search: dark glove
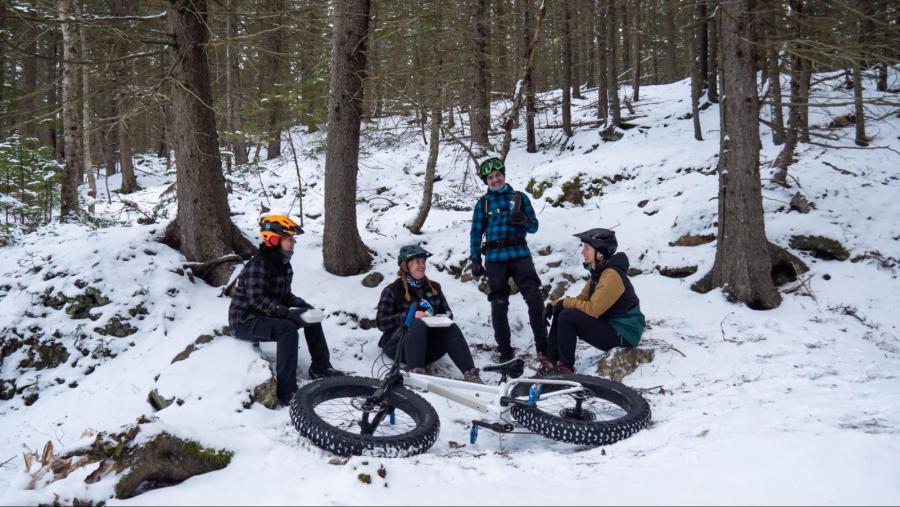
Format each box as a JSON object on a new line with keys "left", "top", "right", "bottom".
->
{"left": 470, "top": 258, "right": 485, "bottom": 278}
{"left": 543, "top": 302, "right": 555, "bottom": 327}
{"left": 509, "top": 209, "right": 527, "bottom": 227}
{"left": 286, "top": 307, "right": 307, "bottom": 326}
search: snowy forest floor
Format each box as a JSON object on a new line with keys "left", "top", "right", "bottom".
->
{"left": 1, "top": 71, "right": 899, "bottom": 505}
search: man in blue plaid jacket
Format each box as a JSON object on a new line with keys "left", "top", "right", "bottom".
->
{"left": 469, "top": 157, "right": 548, "bottom": 363}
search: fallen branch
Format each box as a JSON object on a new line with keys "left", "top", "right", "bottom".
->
{"left": 183, "top": 254, "right": 243, "bottom": 275}
{"left": 822, "top": 160, "right": 858, "bottom": 176}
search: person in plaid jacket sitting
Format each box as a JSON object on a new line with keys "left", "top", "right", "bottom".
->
{"left": 229, "top": 215, "right": 344, "bottom": 406}
{"left": 468, "top": 157, "right": 548, "bottom": 364}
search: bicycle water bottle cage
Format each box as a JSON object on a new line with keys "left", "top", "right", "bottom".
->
{"left": 418, "top": 298, "right": 434, "bottom": 315}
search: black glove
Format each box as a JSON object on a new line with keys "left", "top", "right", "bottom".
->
{"left": 509, "top": 209, "right": 527, "bottom": 227}
{"left": 286, "top": 307, "right": 307, "bottom": 326}
{"left": 470, "top": 258, "right": 485, "bottom": 278}
{"left": 543, "top": 302, "right": 555, "bottom": 327}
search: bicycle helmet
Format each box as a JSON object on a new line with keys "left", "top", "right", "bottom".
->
{"left": 397, "top": 244, "right": 433, "bottom": 265}
{"left": 574, "top": 228, "right": 617, "bottom": 258}
{"left": 259, "top": 215, "right": 303, "bottom": 244}
{"left": 478, "top": 157, "right": 505, "bottom": 183}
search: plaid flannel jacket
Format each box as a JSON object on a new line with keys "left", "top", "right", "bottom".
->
{"left": 228, "top": 248, "right": 310, "bottom": 329}
{"left": 469, "top": 184, "right": 538, "bottom": 262}
{"left": 375, "top": 278, "right": 452, "bottom": 339}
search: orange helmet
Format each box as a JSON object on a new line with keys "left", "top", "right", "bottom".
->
{"left": 259, "top": 215, "right": 303, "bottom": 245}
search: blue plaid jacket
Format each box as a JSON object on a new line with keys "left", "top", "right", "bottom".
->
{"left": 469, "top": 184, "right": 539, "bottom": 262}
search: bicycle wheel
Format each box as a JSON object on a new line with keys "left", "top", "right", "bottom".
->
{"left": 509, "top": 373, "right": 650, "bottom": 446}
{"left": 290, "top": 376, "right": 440, "bottom": 457}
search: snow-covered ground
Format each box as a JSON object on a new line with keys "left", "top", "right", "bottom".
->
{"left": 1, "top": 71, "right": 899, "bottom": 505}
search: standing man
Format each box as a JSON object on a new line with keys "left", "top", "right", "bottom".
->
{"left": 469, "top": 157, "right": 548, "bottom": 363}
{"left": 229, "top": 215, "right": 344, "bottom": 406}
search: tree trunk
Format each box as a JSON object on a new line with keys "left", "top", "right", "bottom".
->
{"left": 226, "top": 0, "right": 248, "bottom": 165}
{"left": 322, "top": 0, "right": 373, "bottom": 276}
{"left": 76, "top": 0, "right": 97, "bottom": 204}
{"left": 798, "top": 56, "right": 810, "bottom": 143}
{"left": 571, "top": 0, "right": 583, "bottom": 100}
{"left": 163, "top": 0, "right": 253, "bottom": 286}
{"left": 619, "top": 0, "right": 630, "bottom": 75}
{"left": 632, "top": 0, "right": 642, "bottom": 102}
{"left": 264, "top": 0, "right": 286, "bottom": 159}
{"left": 110, "top": 0, "right": 138, "bottom": 194}
{"left": 768, "top": 47, "right": 785, "bottom": 146}
{"left": 695, "top": 0, "right": 780, "bottom": 310}
{"left": 606, "top": 0, "right": 621, "bottom": 125}
{"left": 690, "top": 4, "right": 704, "bottom": 141}
{"left": 22, "top": 20, "right": 39, "bottom": 142}
{"left": 706, "top": 0, "right": 719, "bottom": 103}
{"left": 664, "top": 0, "right": 678, "bottom": 82}
{"left": 698, "top": 0, "right": 708, "bottom": 89}
{"left": 561, "top": 0, "right": 574, "bottom": 137}
{"left": 470, "top": 0, "right": 491, "bottom": 148}
{"left": 409, "top": 105, "right": 441, "bottom": 234}
{"left": 524, "top": 0, "right": 537, "bottom": 153}
{"left": 853, "top": 62, "right": 867, "bottom": 146}
{"left": 58, "top": 0, "right": 82, "bottom": 220}
{"left": 596, "top": 0, "right": 609, "bottom": 119}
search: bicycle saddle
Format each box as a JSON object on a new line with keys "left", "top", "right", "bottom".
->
{"left": 482, "top": 358, "right": 525, "bottom": 379}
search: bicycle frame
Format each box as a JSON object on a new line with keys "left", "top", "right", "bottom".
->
{"left": 403, "top": 371, "right": 587, "bottom": 420}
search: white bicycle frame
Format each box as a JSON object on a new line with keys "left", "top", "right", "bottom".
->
{"left": 402, "top": 370, "right": 587, "bottom": 421}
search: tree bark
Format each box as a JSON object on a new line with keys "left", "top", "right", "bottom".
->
{"left": 409, "top": 105, "right": 441, "bottom": 234}
{"left": 768, "top": 46, "right": 785, "bottom": 146}
{"left": 470, "top": 0, "right": 491, "bottom": 147}
{"left": 226, "top": 0, "right": 248, "bottom": 165}
{"left": 163, "top": 0, "right": 253, "bottom": 286}
{"left": 110, "top": 0, "right": 138, "bottom": 194}
{"left": 561, "top": 0, "right": 574, "bottom": 137}
{"left": 695, "top": 0, "right": 781, "bottom": 310}
{"left": 605, "top": 0, "right": 621, "bottom": 125}
{"left": 596, "top": 0, "right": 609, "bottom": 119}
{"left": 632, "top": 0, "right": 642, "bottom": 102}
{"left": 322, "top": 0, "right": 373, "bottom": 276}
{"left": 698, "top": 0, "right": 708, "bottom": 89}
{"left": 76, "top": 0, "right": 97, "bottom": 204}
{"left": 524, "top": 0, "right": 537, "bottom": 153}
{"left": 706, "top": 0, "right": 719, "bottom": 103}
{"left": 664, "top": 0, "right": 678, "bottom": 82}
{"left": 264, "top": 0, "right": 286, "bottom": 159}
{"left": 690, "top": 4, "right": 704, "bottom": 141}
{"left": 22, "top": 20, "right": 39, "bottom": 142}
{"left": 58, "top": 0, "right": 82, "bottom": 220}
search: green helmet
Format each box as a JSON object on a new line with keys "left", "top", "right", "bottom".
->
{"left": 397, "top": 244, "right": 433, "bottom": 265}
{"left": 478, "top": 157, "right": 505, "bottom": 183}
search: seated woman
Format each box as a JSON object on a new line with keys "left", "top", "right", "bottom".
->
{"left": 541, "top": 228, "right": 646, "bottom": 375}
{"left": 376, "top": 244, "right": 483, "bottom": 383}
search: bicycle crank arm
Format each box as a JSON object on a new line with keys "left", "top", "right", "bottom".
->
{"left": 471, "top": 419, "right": 514, "bottom": 433}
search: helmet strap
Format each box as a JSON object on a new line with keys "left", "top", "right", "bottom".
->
{"left": 264, "top": 235, "right": 282, "bottom": 248}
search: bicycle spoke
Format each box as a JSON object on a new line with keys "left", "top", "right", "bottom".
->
{"left": 313, "top": 396, "right": 418, "bottom": 436}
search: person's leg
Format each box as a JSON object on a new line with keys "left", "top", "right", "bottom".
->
{"left": 555, "top": 309, "right": 621, "bottom": 370}
{"left": 302, "top": 323, "right": 332, "bottom": 372}
{"left": 510, "top": 257, "right": 549, "bottom": 355}
{"left": 428, "top": 324, "right": 475, "bottom": 373}
{"left": 235, "top": 317, "right": 299, "bottom": 403}
{"left": 485, "top": 260, "right": 513, "bottom": 358}
{"left": 545, "top": 312, "right": 562, "bottom": 363}
{"left": 400, "top": 320, "right": 430, "bottom": 369}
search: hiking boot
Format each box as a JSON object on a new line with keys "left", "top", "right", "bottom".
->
{"left": 463, "top": 368, "right": 484, "bottom": 384}
{"left": 555, "top": 362, "right": 575, "bottom": 375}
{"left": 536, "top": 358, "right": 558, "bottom": 376}
{"left": 308, "top": 366, "right": 346, "bottom": 380}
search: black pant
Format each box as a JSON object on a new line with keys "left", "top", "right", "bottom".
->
{"left": 234, "top": 316, "right": 331, "bottom": 403}
{"left": 547, "top": 308, "right": 623, "bottom": 369}
{"left": 485, "top": 256, "right": 548, "bottom": 355}
{"left": 381, "top": 320, "right": 475, "bottom": 373}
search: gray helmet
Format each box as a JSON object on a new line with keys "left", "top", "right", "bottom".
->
{"left": 574, "top": 228, "right": 617, "bottom": 257}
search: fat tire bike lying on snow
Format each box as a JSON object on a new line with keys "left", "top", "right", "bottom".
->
{"left": 289, "top": 306, "right": 651, "bottom": 457}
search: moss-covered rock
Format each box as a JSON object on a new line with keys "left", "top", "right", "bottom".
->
{"left": 789, "top": 235, "right": 850, "bottom": 261}
{"left": 669, "top": 234, "right": 716, "bottom": 247}
{"left": 19, "top": 339, "right": 70, "bottom": 370}
{"left": 595, "top": 347, "right": 655, "bottom": 382}
{"left": 65, "top": 288, "right": 110, "bottom": 320}
{"left": 114, "top": 433, "right": 232, "bottom": 499}
{"left": 147, "top": 389, "right": 174, "bottom": 411}
{"left": 248, "top": 376, "right": 279, "bottom": 409}
{"left": 554, "top": 176, "right": 586, "bottom": 206}
{"left": 93, "top": 316, "right": 138, "bottom": 338}
{"left": 658, "top": 265, "right": 698, "bottom": 278}
{"left": 361, "top": 272, "right": 385, "bottom": 288}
